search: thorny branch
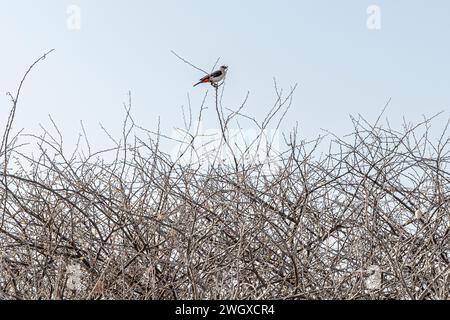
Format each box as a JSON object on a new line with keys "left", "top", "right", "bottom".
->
{"left": 0, "top": 51, "right": 448, "bottom": 300}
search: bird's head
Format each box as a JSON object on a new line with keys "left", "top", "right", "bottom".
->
{"left": 220, "top": 65, "right": 228, "bottom": 71}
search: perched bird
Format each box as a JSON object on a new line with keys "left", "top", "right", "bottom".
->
{"left": 193, "top": 65, "right": 228, "bottom": 87}
{"left": 415, "top": 209, "right": 423, "bottom": 221}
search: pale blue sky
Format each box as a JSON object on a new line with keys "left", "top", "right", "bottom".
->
{"left": 1, "top": 1, "right": 449, "bottom": 152}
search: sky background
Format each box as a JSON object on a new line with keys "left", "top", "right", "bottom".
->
{"left": 1, "top": 0, "right": 449, "bottom": 154}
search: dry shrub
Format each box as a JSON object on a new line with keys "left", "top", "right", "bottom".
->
{"left": 0, "top": 51, "right": 448, "bottom": 300}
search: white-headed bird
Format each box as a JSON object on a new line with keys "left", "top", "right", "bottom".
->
{"left": 194, "top": 65, "right": 228, "bottom": 87}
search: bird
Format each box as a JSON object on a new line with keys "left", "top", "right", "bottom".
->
{"left": 415, "top": 209, "right": 423, "bottom": 221}
{"left": 193, "top": 65, "right": 228, "bottom": 87}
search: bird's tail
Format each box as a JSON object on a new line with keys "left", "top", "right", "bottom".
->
{"left": 193, "top": 79, "right": 210, "bottom": 87}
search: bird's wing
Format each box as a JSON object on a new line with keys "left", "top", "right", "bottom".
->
{"left": 196, "top": 70, "right": 223, "bottom": 83}
{"left": 209, "top": 70, "right": 223, "bottom": 78}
